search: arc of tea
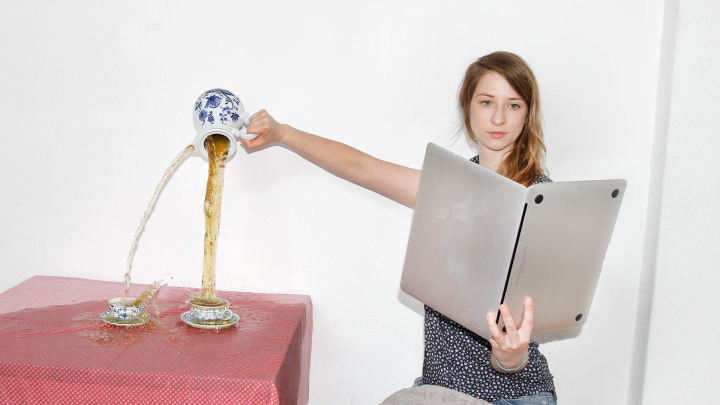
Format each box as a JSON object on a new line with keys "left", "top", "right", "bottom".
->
{"left": 124, "top": 144, "right": 195, "bottom": 297}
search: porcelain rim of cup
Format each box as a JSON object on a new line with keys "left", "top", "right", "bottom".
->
{"left": 108, "top": 297, "right": 142, "bottom": 308}
{"left": 189, "top": 297, "right": 230, "bottom": 311}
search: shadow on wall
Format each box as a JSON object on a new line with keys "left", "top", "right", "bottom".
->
{"left": 398, "top": 288, "right": 425, "bottom": 317}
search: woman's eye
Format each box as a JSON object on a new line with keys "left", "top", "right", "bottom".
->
{"left": 480, "top": 100, "right": 492, "bottom": 106}
{"left": 509, "top": 103, "right": 521, "bottom": 109}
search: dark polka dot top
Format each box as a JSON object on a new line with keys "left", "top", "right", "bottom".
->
{"left": 421, "top": 155, "right": 555, "bottom": 402}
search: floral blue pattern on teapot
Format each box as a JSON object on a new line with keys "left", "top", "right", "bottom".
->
{"left": 195, "top": 89, "right": 242, "bottom": 126}
{"left": 190, "top": 88, "right": 257, "bottom": 162}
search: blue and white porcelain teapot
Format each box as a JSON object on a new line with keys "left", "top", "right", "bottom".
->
{"left": 190, "top": 88, "right": 257, "bottom": 161}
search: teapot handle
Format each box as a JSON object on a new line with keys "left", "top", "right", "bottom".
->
{"left": 233, "top": 128, "right": 259, "bottom": 140}
{"left": 231, "top": 112, "right": 259, "bottom": 140}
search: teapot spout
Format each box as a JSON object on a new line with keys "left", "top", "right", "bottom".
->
{"left": 190, "top": 130, "right": 238, "bottom": 162}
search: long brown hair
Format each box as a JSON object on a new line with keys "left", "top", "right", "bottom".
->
{"left": 458, "top": 52, "right": 546, "bottom": 186}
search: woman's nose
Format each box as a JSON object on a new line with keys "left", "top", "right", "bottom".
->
{"left": 491, "top": 107, "right": 506, "bottom": 126}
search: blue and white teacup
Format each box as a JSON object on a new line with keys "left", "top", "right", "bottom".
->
{"left": 190, "top": 88, "right": 257, "bottom": 163}
{"left": 108, "top": 297, "right": 144, "bottom": 320}
{"left": 189, "top": 298, "right": 233, "bottom": 322}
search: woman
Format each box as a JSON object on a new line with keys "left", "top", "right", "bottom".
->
{"left": 241, "top": 52, "right": 556, "bottom": 404}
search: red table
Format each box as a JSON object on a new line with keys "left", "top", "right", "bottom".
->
{"left": 0, "top": 276, "right": 312, "bottom": 405}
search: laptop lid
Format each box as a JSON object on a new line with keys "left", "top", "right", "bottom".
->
{"left": 401, "top": 143, "right": 625, "bottom": 340}
{"left": 400, "top": 143, "right": 527, "bottom": 339}
{"left": 498, "top": 179, "right": 626, "bottom": 335}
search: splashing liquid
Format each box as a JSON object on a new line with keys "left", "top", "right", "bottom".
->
{"left": 123, "top": 135, "right": 229, "bottom": 306}
{"left": 192, "top": 135, "right": 230, "bottom": 306}
{"left": 124, "top": 145, "right": 195, "bottom": 296}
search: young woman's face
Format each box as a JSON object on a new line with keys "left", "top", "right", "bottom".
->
{"left": 469, "top": 72, "right": 528, "bottom": 157}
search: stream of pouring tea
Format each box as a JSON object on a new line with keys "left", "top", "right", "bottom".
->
{"left": 124, "top": 135, "right": 230, "bottom": 304}
{"left": 193, "top": 135, "right": 230, "bottom": 305}
{"left": 124, "top": 145, "right": 195, "bottom": 297}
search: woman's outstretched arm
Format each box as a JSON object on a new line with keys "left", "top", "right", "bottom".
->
{"left": 241, "top": 110, "right": 421, "bottom": 207}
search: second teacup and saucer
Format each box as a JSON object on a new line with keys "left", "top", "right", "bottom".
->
{"left": 181, "top": 297, "right": 239, "bottom": 330}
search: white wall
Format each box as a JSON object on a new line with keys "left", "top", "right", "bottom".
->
{"left": 0, "top": 1, "right": 666, "bottom": 404}
{"left": 634, "top": 0, "right": 720, "bottom": 403}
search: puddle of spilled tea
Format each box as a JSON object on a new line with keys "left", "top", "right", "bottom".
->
{"left": 74, "top": 311, "right": 105, "bottom": 325}
{"left": 163, "top": 324, "right": 237, "bottom": 350}
{"left": 228, "top": 307, "right": 271, "bottom": 333}
{"left": 81, "top": 317, "right": 164, "bottom": 347}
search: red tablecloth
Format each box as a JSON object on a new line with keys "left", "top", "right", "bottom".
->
{"left": 0, "top": 276, "right": 312, "bottom": 405}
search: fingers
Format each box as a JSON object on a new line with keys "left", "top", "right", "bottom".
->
{"left": 245, "top": 115, "right": 269, "bottom": 137}
{"left": 487, "top": 301, "right": 532, "bottom": 345}
{"left": 486, "top": 312, "right": 504, "bottom": 342}
{"left": 241, "top": 110, "right": 275, "bottom": 150}
{"left": 250, "top": 109, "right": 268, "bottom": 121}
{"left": 488, "top": 301, "right": 533, "bottom": 369}
{"left": 487, "top": 338, "right": 500, "bottom": 352}
{"left": 499, "top": 304, "right": 518, "bottom": 333}
{"left": 519, "top": 297, "right": 534, "bottom": 335}
{"left": 248, "top": 110, "right": 274, "bottom": 131}
{"left": 240, "top": 137, "right": 265, "bottom": 149}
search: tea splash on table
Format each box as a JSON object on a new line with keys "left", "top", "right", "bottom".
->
{"left": 83, "top": 317, "right": 164, "bottom": 346}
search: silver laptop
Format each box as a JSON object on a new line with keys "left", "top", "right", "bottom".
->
{"left": 400, "top": 143, "right": 625, "bottom": 340}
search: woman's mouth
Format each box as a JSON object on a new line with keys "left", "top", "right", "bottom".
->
{"left": 488, "top": 131, "right": 506, "bottom": 139}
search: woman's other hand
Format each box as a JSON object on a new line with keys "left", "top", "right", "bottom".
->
{"left": 486, "top": 297, "right": 534, "bottom": 373}
{"left": 240, "top": 109, "right": 287, "bottom": 149}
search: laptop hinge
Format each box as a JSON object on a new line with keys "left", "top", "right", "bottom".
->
{"left": 496, "top": 203, "right": 528, "bottom": 324}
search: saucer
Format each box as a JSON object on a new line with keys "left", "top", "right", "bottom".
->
{"left": 181, "top": 311, "right": 239, "bottom": 330}
{"left": 101, "top": 311, "right": 150, "bottom": 327}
